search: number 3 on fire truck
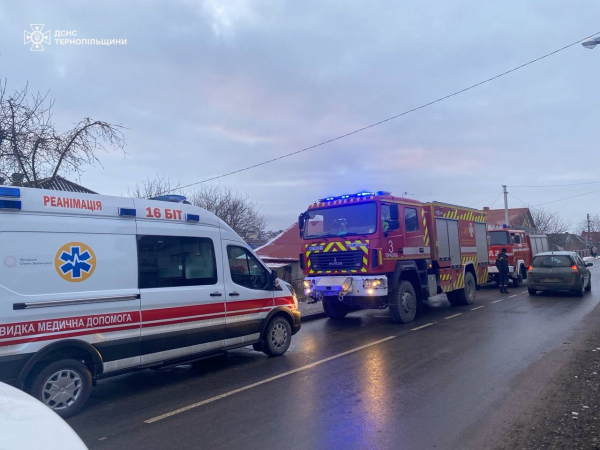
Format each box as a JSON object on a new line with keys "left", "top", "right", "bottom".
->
{"left": 388, "top": 240, "right": 394, "bottom": 253}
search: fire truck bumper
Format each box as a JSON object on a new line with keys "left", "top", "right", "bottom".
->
{"left": 303, "top": 275, "right": 388, "bottom": 300}
{"left": 487, "top": 266, "right": 514, "bottom": 275}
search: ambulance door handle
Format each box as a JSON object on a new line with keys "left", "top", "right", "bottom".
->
{"left": 210, "top": 292, "right": 223, "bottom": 297}
{"left": 229, "top": 292, "right": 240, "bottom": 297}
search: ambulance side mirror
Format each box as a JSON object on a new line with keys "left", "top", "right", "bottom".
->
{"left": 270, "top": 270, "right": 279, "bottom": 289}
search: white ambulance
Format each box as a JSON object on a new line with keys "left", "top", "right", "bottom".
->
{"left": 0, "top": 187, "right": 300, "bottom": 418}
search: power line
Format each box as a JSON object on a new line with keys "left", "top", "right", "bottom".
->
{"left": 159, "top": 31, "right": 600, "bottom": 195}
{"left": 533, "top": 188, "right": 600, "bottom": 207}
{"left": 489, "top": 192, "right": 503, "bottom": 209}
{"left": 509, "top": 181, "right": 600, "bottom": 188}
{"left": 508, "top": 192, "right": 530, "bottom": 207}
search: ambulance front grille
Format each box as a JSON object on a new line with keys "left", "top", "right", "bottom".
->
{"left": 310, "top": 251, "right": 363, "bottom": 271}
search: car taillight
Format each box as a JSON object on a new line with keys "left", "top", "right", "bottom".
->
{"left": 528, "top": 265, "right": 533, "bottom": 272}
{"left": 571, "top": 265, "right": 578, "bottom": 273}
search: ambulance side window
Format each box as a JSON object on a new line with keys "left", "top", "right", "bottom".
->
{"left": 137, "top": 235, "right": 218, "bottom": 288}
{"left": 404, "top": 208, "right": 419, "bottom": 232}
{"left": 227, "top": 246, "right": 269, "bottom": 290}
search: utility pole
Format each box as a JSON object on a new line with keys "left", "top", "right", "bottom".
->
{"left": 503, "top": 184, "right": 509, "bottom": 227}
{"left": 587, "top": 213, "right": 591, "bottom": 250}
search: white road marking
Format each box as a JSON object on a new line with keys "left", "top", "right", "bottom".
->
{"left": 411, "top": 322, "right": 435, "bottom": 331}
{"left": 491, "top": 299, "right": 503, "bottom": 303}
{"left": 509, "top": 294, "right": 517, "bottom": 298}
{"left": 444, "top": 313, "right": 463, "bottom": 320}
{"left": 520, "top": 290, "right": 527, "bottom": 294}
{"left": 145, "top": 335, "right": 397, "bottom": 424}
{"left": 470, "top": 306, "right": 485, "bottom": 311}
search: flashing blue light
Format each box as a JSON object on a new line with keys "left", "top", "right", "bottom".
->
{"left": 150, "top": 195, "right": 187, "bottom": 203}
{"left": 186, "top": 213, "right": 200, "bottom": 222}
{"left": 0, "top": 187, "right": 20, "bottom": 198}
{"left": 318, "top": 191, "right": 380, "bottom": 203}
{"left": 0, "top": 200, "right": 21, "bottom": 210}
{"left": 119, "top": 208, "right": 136, "bottom": 217}
{"left": 502, "top": 223, "right": 507, "bottom": 229}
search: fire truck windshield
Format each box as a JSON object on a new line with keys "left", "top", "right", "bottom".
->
{"left": 302, "top": 203, "right": 377, "bottom": 238}
{"left": 489, "top": 231, "right": 510, "bottom": 246}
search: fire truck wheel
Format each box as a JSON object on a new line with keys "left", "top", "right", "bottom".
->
{"left": 454, "top": 272, "right": 476, "bottom": 305}
{"left": 322, "top": 299, "right": 348, "bottom": 320}
{"left": 446, "top": 291, "right": 461, "bottom": 306}
{"left": 389, "top": 280, "right": 417, "bottom": 323}
{"left": 512, "top": 272, "right": 523, "bottom": 287}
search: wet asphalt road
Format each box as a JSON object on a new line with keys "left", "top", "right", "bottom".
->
{"left": 68, "top": 268, "right": 600, "bottom": 450}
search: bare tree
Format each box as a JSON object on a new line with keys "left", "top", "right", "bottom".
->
{"left": 128, "top": 177, "right": 267, "bottom": 243}
{"left": 530, "top": 207, "right": 570, "bottom": 235}
{"left": 0, "top": 79, "right": 125, "bottom": 186}
{"left": 576, "top": 214, "right": 600, "bottom": 236}
{"left": 188, "top": 186, "right": 267, "bottom": 243}
{"left": 127, "top": 175, "right": 185, "bottom": 199}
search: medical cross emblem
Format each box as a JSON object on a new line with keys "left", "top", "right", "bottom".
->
{"left": 24, "top": 24, "right": 51, "bottom": 51}
{"left": 55, "top": 242, "right": 96, "bottom": 282}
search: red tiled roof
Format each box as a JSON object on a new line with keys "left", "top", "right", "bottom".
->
{"left": 485, "top": 208, "right": 530, "bottom": 226}
{"left": 255, "top": 224, "right": 302, "bottom": 261}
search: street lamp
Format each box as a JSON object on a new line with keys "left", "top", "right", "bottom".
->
{"left": 582, "top": 37, "right": 600, "bottom": 49}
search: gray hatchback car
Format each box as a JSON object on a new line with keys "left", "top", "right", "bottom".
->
{"left": 528, "top": 251, "right": 592, "bottom": 297}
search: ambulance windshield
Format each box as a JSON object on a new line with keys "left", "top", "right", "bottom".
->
{"left": 489, "top": 231, "right": 510, "bottom": 245}
{"left": 302, "top": 203, "right": 377, "bottom": 238}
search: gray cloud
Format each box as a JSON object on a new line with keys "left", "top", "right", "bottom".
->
{"left": 1, "top": 0, "right": 599, "bottom": 230}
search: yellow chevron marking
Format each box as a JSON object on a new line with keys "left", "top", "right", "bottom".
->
{"left": 336, "top": 242, "right": 346, "bottom": 251}
{"left": 324, "top": 242, "right": 334, "bottom": 252}
{"left": 361, "top": 268, "right": 367, "bottom": 273}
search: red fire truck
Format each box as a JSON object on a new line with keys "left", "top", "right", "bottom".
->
{"left": 487, "top": 227, "right": 548, "bottom": 287}
{"left": 298, "top": 191, "right": 490, "bottom": 323}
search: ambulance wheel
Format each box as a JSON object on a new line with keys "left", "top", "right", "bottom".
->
{"left": 263, "top": 316, "right": 292, "bottom": 356}
{"left": 323, "top": 299, "right": 348, "bottom": 320}
{"left": 389, "top": 280, "right": 417, "bottom": 323}
{"left": 454, "top": 272, "right": 476, "bottom": 305}
{"left": 30, "top": 358, "right": 92, "bottom": 419}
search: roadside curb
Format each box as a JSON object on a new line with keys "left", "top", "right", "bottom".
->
{"left": 301, "top": 312, "right": 327, "bottom": 323}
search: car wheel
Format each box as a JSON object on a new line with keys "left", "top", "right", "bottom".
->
{"left": 30, "top": 358, "right": 92, "bottom": 419}
{"left": 574, "top": 280, "right": 585, "bottom": 297}
{"left": 389, "top": 280, "right": 418, "bottom": 323}
{"left": 263, "top": 316, "right": 292, "bottom": 356}
{"left": 528, "top": 288, "right": 536, "bottom": 296}
{"left": 322, "top": 298, "right": 348, "bottom": 320}
{"left": 585, "top": 277, "right": 592, "bottom": 292}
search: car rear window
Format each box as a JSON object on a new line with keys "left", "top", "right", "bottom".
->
{"left": 532, "top": 255, "right": 573, "bottom": 268}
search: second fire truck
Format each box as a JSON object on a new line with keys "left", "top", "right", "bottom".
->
{"left": 299, "top": 191, "right": 490, "bottom": 323}
{"left": 487, "top": 227, "right": 548, "bottom": 286}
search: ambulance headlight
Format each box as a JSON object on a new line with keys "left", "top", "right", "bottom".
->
{"left": 363, "top": 278, "right": 387, "bottom": 289}
{"left": 303, "top": 280, "right": 312, "bottom": 288}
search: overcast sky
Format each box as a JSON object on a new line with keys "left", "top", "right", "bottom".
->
{"left": 1, "top": 1, "right": 600, "bottom": 231}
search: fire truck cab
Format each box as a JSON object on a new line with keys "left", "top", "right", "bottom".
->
{"left": 487, "top": 228, "right": 533, "bottom": 287}
{"left": 299, "top": 191, "right": 489, "bottom": 324}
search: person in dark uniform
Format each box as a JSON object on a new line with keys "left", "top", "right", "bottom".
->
{"left": 496, "top": 247, "right": 510, "bottom": 294}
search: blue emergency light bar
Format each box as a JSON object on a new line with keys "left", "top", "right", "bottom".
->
{"left": 0, "top": 187, "right": 20, "bottom": 198}
{"left": 151, "top": 195, "right": 187, "bottom": 203}
{"left": 0, "top": 200, "right": 21, "bottom": 210}
{"left": 317, "top": 191, "right": 391, "bottom": 203}
{"left": 119, "top": 208, "right": 136, "bottom": 217}
{"left": 186, "top": 213, "right": 200, "bottom": 222}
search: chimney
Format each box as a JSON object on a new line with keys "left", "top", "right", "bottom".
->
{"left": 483, "top": 207, "right": 490, "bottom": 211}
{"left": 10, "top": 173, "right": 24, "bottom": 186}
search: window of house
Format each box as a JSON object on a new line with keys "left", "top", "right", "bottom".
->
{"left": 404, "top": 207, "right": 419, "bottom": 232}
{"left": 227, "top": 246, "right": 269, "bottom": 290}
{"left": 137, "top": 235, "right": 217, "bottom": 288}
